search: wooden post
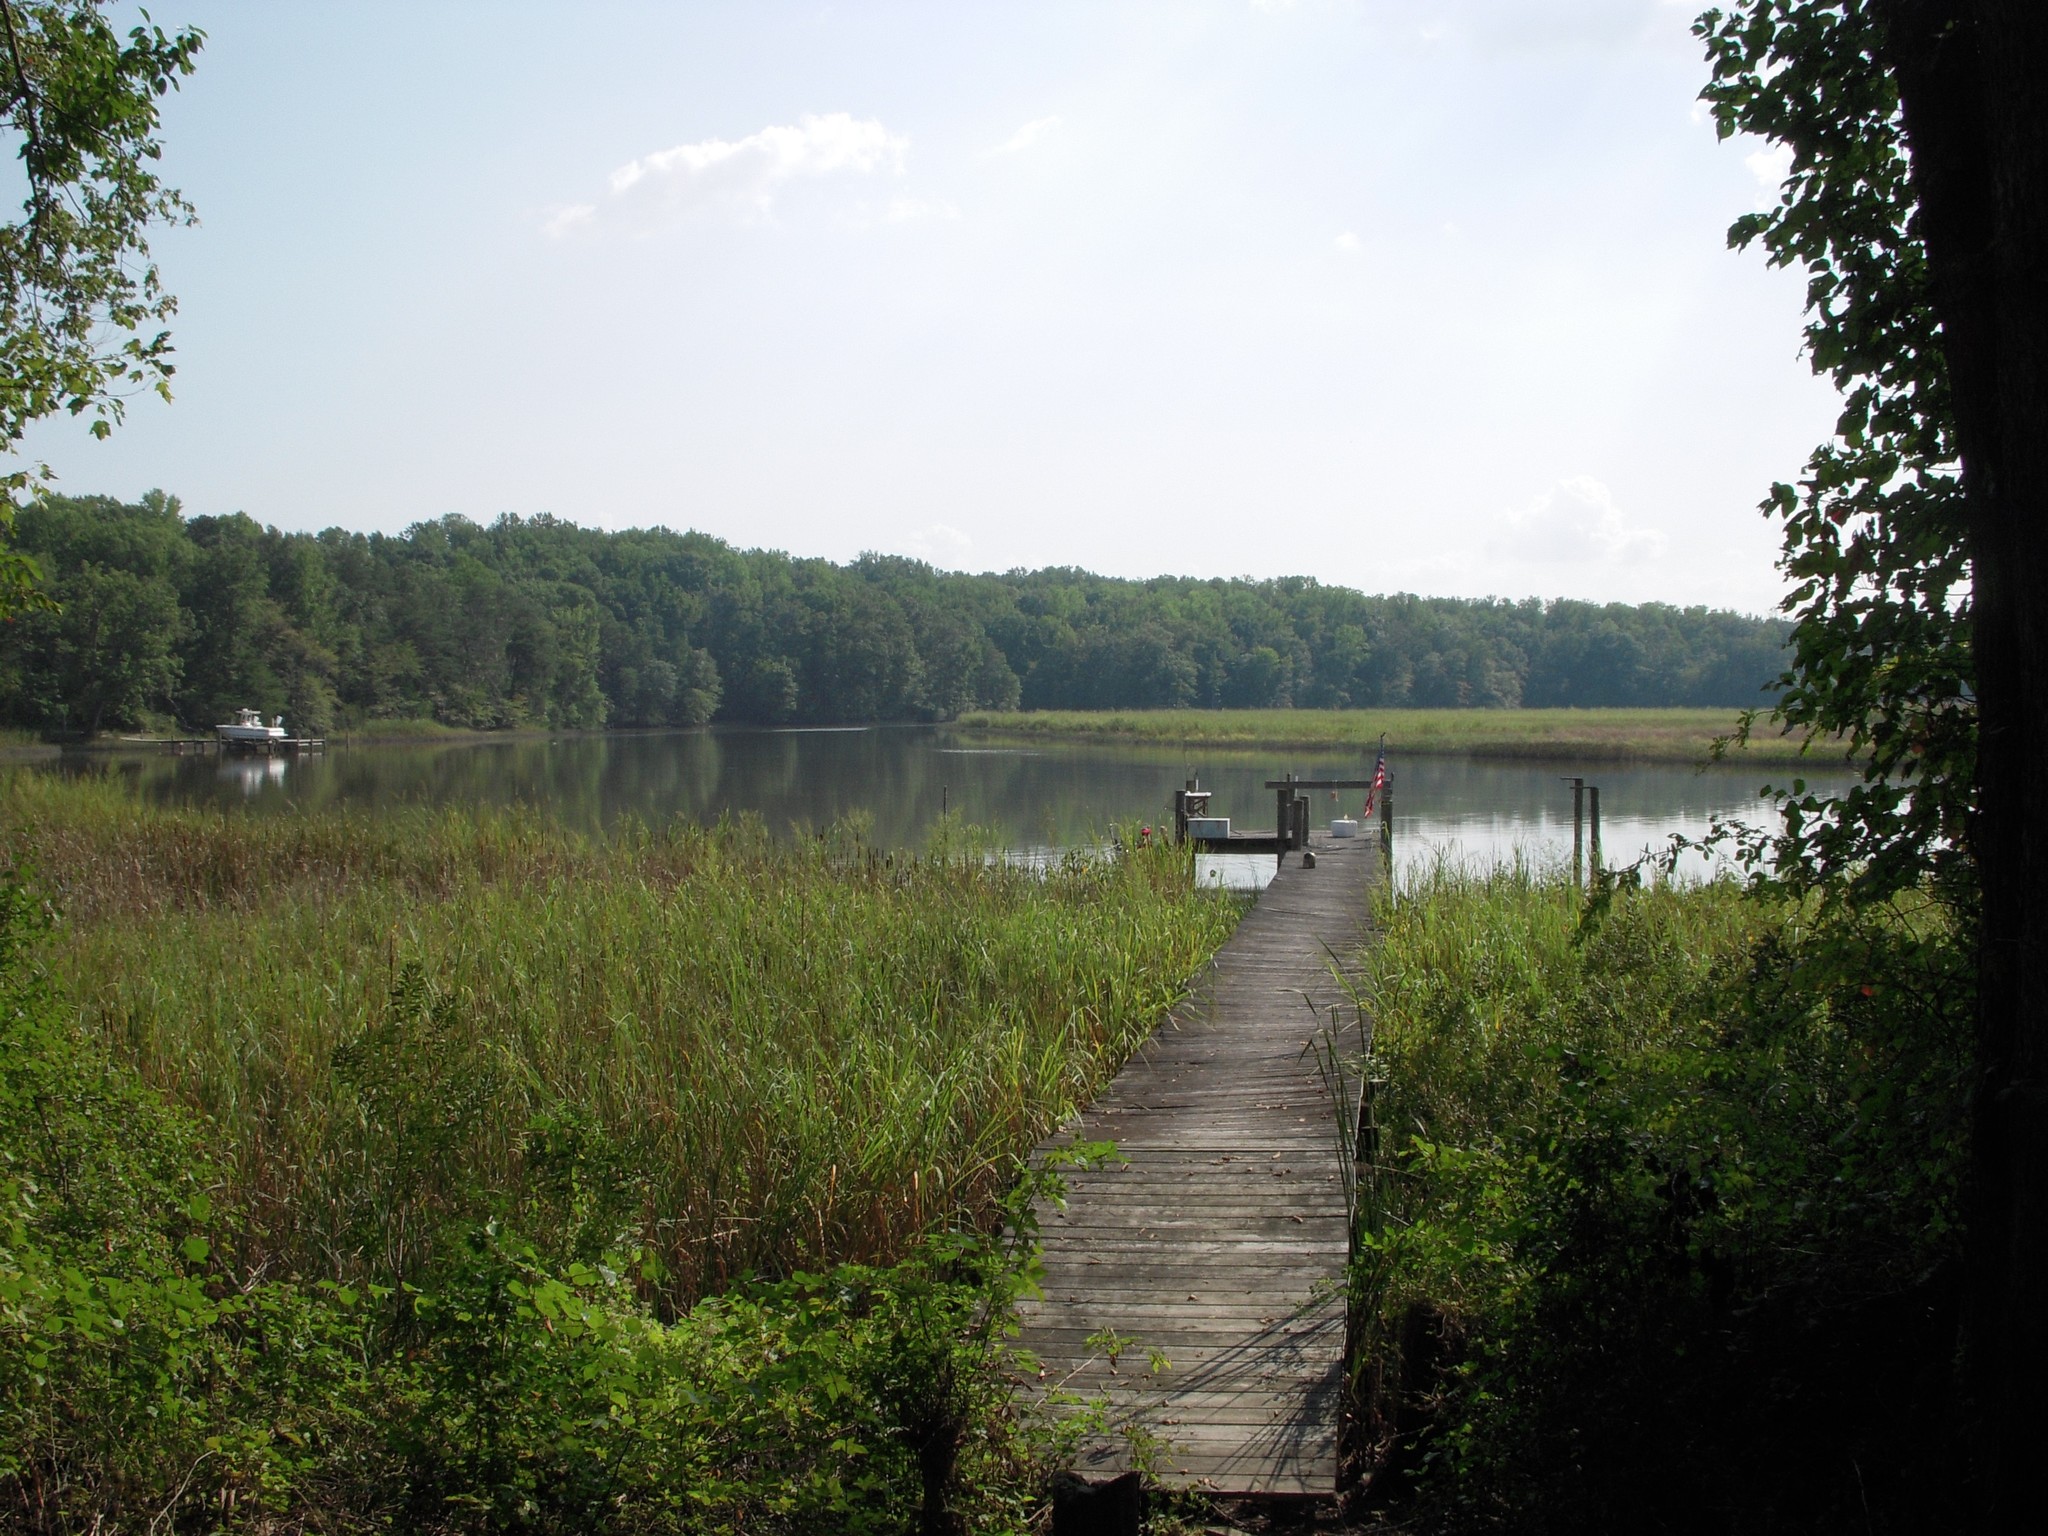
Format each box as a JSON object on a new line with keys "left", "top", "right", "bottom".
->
{"left": 1174, "top": 779, "right": 1212, "bottom": 846}
{"left": 1588, "top": 785, "right": 1602, "bottom": 881}
{"left": 1380, "top": 778, "right": 1394, "bottom": 871}
{"left": 1563, "top": 777, "right": 1585, "bottom": 887}
{"left": 1573, "top": 779, "right": 1585, "bottom": 886}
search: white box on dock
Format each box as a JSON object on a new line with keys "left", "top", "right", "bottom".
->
{"left": 1329, "top": 818, "right": 1359, "bottom": 838}
{"left": 1186, "top": 817, "right": 1230, "bottom": 839}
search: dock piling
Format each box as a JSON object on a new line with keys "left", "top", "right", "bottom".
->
{"left": 1563, "top": 777, "right": 1586, "bottom": 886}
{"left": 1589, "top": 784, "right": 1603, "bottom": 880}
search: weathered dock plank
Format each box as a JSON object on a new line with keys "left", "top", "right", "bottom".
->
{"left": 1015, "top": 832, "right": 1373, "bottom": 1497}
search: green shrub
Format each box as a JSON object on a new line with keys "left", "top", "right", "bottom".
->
{"left": 1, "top": 864, "right": 1069, "bottom": 1532}
{"left": 0, "top": 779, "right": 1211, "bottom": 1530}
{"left": 0, "top": 876, "right": 366, "bottom": 1527}
{"left": 1351, "top": 864, "right": 1969, "bottom": 1531}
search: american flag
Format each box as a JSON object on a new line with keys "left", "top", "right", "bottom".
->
{"left": 1362, "top": 746, "right": 1388, "bottom": 817}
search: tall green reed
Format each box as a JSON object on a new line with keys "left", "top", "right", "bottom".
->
{"left": 1344, "top": 854, "right": 1967, "bottom": 1518}
{"left": 6, "top": 773, "right": 1239, "bottom": 1307}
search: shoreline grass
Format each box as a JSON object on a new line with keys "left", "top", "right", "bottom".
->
{"left": 955, "top": 706, "right": 1850, "bottom": 764}
{"left": 0, "top": 716, "right": 546, "bottom": 756}
{"left": 4, "top": 773, "right": 1239, "bottom": 1308}
{"left": 1346, "top": 860, "right": 1965, "bottom": 1526}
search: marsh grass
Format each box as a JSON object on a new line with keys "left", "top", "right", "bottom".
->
{"left": 0, "top": 726, "right": 58, "bottom": 760}
{"left": 1347, "top": 858, "right": 1968, "bottom": 1526}
{"left": 957, "top": 706, "right": 1845, "bottom": 763}
{"left": 5, "top": 773, "right": 1238, "bottom": 1308}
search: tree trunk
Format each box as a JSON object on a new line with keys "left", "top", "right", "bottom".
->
{"left": 1880, "top": 2, "right": 2048, "bottom": 1523}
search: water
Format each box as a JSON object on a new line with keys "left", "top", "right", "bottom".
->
{"left": 35, "top": 727, "right": 1847, "bottom": 888}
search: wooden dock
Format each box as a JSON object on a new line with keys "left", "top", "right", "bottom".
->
{"left": 1016, "top": 831, "right": 1374, "bottom": 1496}
{"left": 111, "top": 737, "right": 328, "bottom": 756}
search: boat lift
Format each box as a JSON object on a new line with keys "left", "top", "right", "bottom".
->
{"left": 1172, "top": 769, "right": 1393, "bottom": 854}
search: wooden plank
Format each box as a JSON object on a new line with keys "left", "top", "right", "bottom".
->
{"left": 1024, "top": 1338, "right": 1341, "bottom": 1364}
{"left": 1020, "top": 1305, "right": 1339, "bottom": 1329}
{"left": 1015, "top": 830, "right": 1374, "bottom": 1498}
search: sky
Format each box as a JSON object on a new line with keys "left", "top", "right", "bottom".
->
{"left": 20, "top": 0, "right": 1840, "bottom": 613}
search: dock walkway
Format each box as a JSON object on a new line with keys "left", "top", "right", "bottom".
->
{"left": 1015, "top": 831, "right": 1375, "bottom": 1496}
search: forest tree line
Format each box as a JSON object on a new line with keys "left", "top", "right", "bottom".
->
{"left": 0, "top": 492, "right": 1791, "bottom": 736}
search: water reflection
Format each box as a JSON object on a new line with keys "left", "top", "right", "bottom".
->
{"left": 218, "top": 756, "right": 288, "bottom": 797}
{"left": 32, "top": 726, "right": 1853, "bottom": 889}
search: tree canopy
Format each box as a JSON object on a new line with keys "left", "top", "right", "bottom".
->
{"left": 1706, "top": 1, "right": 2048, "bottom": 1520}
{"left": 1702, "top": 0, "right": 1974, "bottom": 907}
{"left": 0, "top": 0, "right": 201, "bottom": 613}
{"left": 0, "top": 492, "right": 1791, "bottom": 735}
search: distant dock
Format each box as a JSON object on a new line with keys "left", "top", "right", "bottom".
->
{"left": 110, "top": 736, "right": 327, "bottom": 757}
{"left": 1175, "top": 772, "right": 1391, "bottom": 857}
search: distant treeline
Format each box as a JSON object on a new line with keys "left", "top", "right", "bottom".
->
{"left": 0, "top": 492, "right": 1789, "bottom": 736}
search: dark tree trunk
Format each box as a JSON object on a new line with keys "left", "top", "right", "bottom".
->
{"left": 1880, "top": 1, "right": 2048, "bottom": 1523}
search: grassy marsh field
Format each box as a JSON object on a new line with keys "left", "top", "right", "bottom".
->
{"left": 2, "top": 772, "right": 1264, "bottom": 1528}
{"left": 956, "top": 706, "right": 1844, "bottom": 763}
{"left": 5, "top": 774, "right": 1237, "bottom": 1304}
{"left": 0, "top": 771, "right": 1964, "bottom": 1530}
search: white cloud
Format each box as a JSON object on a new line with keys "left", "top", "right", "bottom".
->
{"left": 882, "top": 196, "right": 959, "bottom": 223}
{"left": 991, "top": 115, "right": 1062, "bottom": 155}
{"left": 1744, "top": 143, "right": 1793, "bottom": 202}
{"left": 905, "top": 523, "right": 974, "bottom": 565}
{"left": 1334, "top": 230, "right": 1362, "bottom": 255}
{"left": 1487, "top": 477, "right": 1666, "bottom": 568}
{"left": 551, "top": 113, "right": 907, "bottom": 233}
{"left": 1250, "top": 0, "right": 1298, "bottom": 12}
{"left": 542, "top": 203, "right": 595, "bottom": 238}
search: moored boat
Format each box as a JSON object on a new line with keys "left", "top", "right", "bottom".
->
{"left": 216, "top": 708, "right": 287, "bottom": 745}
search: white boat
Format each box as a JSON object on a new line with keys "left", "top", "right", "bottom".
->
{"left": 216, "top": 708, "right": 287, "bottom": 744}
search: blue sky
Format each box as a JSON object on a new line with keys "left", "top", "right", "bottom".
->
{"left": 22, "top": 0, "right": 1836, "bottom": 612}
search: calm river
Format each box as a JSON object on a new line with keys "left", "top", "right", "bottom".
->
{"left": 36, "top": 726, "right": 1853, "bottom": 888}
